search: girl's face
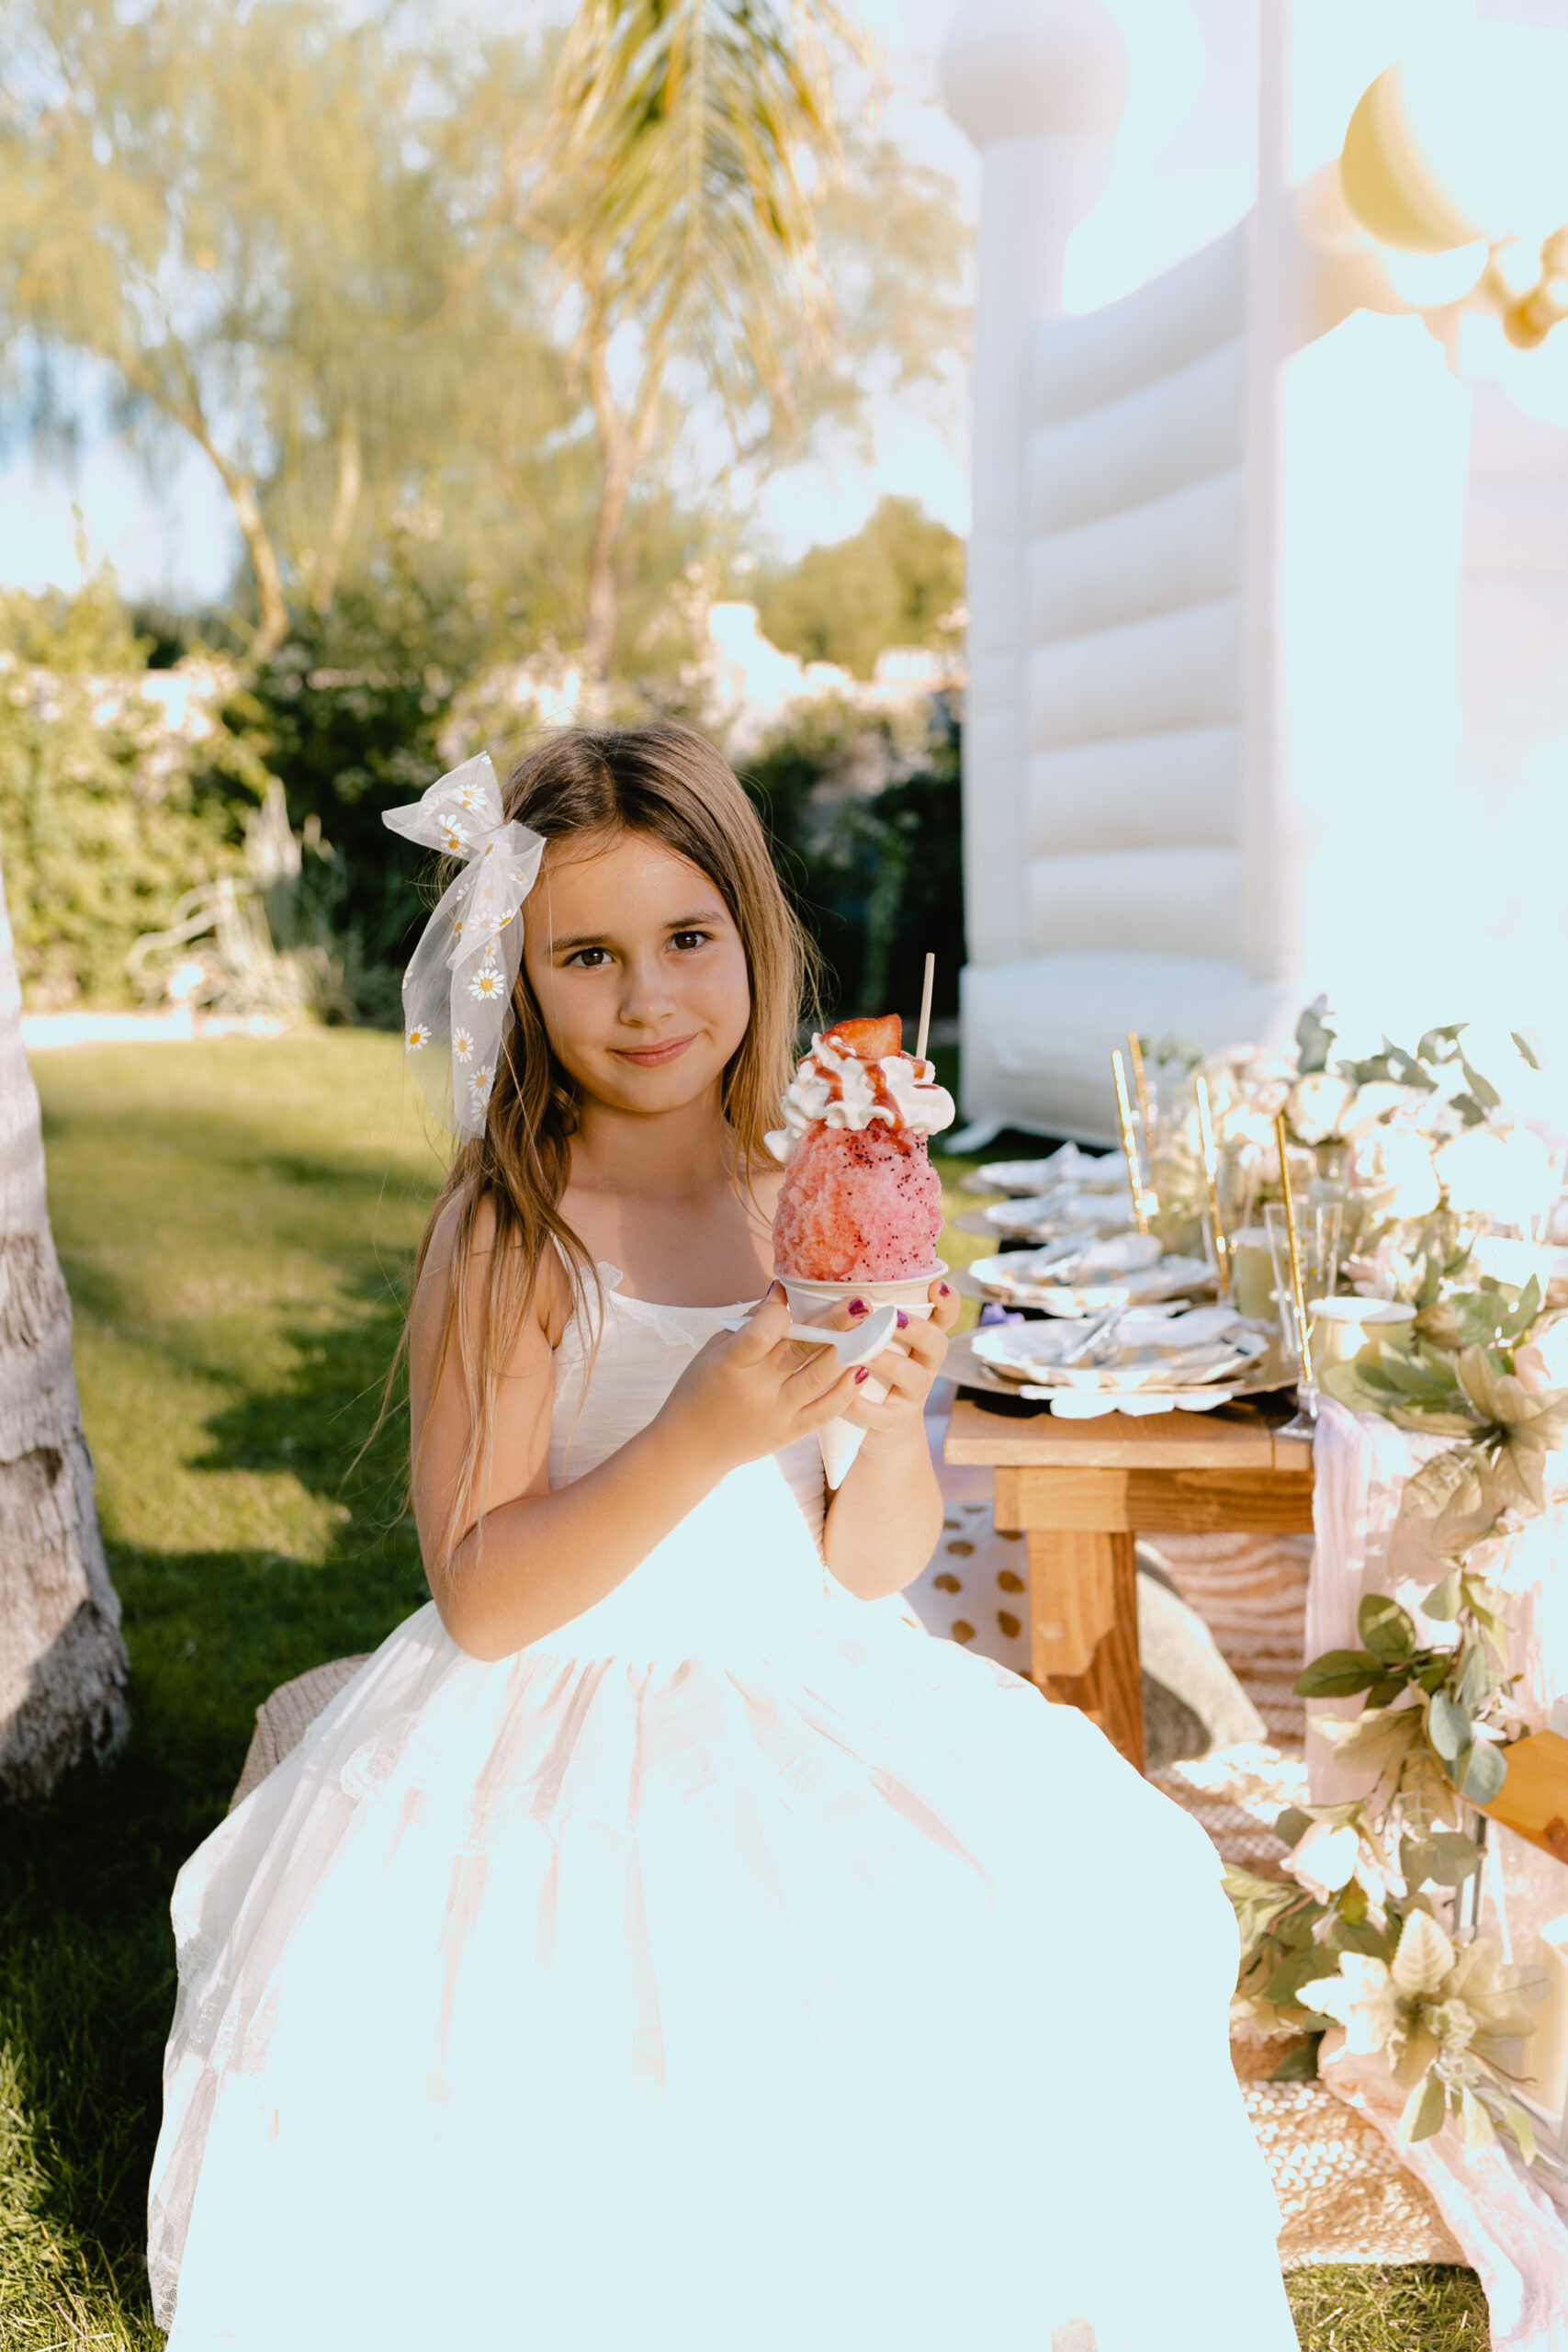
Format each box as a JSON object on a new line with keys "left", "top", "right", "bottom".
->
{"left": 523, "top": 828, "right": 751, "bottom": 1118}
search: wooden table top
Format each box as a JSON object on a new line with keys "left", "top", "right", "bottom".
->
{"left": 942, "top": 1391, "right": 1315, "bottom": 1475}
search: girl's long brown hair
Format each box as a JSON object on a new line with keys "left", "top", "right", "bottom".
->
{"left": 402, "top": 723, "right": 815, "bottom": 1580}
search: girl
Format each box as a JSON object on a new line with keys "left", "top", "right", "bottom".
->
{"left": 148, "top": 725, "right": 1296, "bottom": 2351}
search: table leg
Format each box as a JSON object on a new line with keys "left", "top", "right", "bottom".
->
{"left": 1025, "top": 1528, "right": 1145, "bottom": 1773}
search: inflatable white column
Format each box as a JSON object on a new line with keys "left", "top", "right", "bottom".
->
{"left": 939, "top": 1, "right": 1127, "bottom": 996}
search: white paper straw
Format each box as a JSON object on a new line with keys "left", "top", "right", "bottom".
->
{"left": 915, "top": 953, "right": 935, "bottom": 1064}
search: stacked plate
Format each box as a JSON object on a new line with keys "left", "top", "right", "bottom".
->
{"left": 965, "top": 1231, "right": 1213, "bottom": 1317}
{"left": 962, "top": 1143, "right": 1124, "bottom": 1197}
{"left": 965, "top": 1305, "right": 1274, "bottom": 1418}
{"left": 980, "top": 1184, "right": 1137, "bottom": 1242}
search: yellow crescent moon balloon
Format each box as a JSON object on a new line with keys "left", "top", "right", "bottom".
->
{"left": 1339, "top": 28, "right": 1568, "bottom": 257}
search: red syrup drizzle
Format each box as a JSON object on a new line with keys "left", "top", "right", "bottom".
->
{"left": 802, "top": 1014, "right": 925, "bottom": 1136}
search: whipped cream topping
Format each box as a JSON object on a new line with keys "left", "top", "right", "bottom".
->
{"left": 766, "top": 1034, "right": 956, "bottom": 1162}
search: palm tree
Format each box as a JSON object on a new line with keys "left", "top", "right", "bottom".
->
{"left": 536, "top": 0, "right": 875, "bottom": 676}
{"left": 0, "top": 842, "right": 128, "bottom": 1802}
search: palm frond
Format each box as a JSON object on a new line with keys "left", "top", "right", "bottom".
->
{"left": 539, "top": 0, "right": 877, "bottom": 425}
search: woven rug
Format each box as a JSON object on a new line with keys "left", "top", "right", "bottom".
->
{"left": 1141, "top": 1530, "right": 1314, "bottom": 1753}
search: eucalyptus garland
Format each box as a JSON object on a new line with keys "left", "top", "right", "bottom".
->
{"left": 1227, "top": 1273, "right": 1567, "bottom": 2164}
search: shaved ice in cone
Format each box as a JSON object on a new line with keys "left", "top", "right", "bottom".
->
{"left": 768, "top": 1014, "right": 954, "bottom": 1487}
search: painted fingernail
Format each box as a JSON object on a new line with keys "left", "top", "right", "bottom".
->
{"left": 939, "top": 1283, "right": 951, "bottom": 1296}
{"left": 848, "top": 1297, "right": 868, "bottom": 1317}
{"left": 853, "top": 1365, "right": 870, "bottom": 1383}
{"left": 896, "top": 1310, "right": 909, "bottom": 1329}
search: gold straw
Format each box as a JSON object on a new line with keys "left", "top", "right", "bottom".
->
{"left": 1194, "top": 1075, "right": 1230, "bottom": 1295}
{"left": 1273, "top": 1107, "right": 1313, "bottom": 1384}
{"left": 1125, "top": 1030, "right": 1158, "bottom": 1216}
{"left": 1112, "top": 1051, "right": 1150, "bottom": 1235}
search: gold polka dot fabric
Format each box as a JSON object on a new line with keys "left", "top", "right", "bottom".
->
{"left": 902, "top": 1496, "right": 1034, "bottom": 1674}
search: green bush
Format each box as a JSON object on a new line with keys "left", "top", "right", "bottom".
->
{"left": 739, "top": 693, "right": 964, "bottom": 1024}
{"left": 236, "top": 571, "right": 491, "bottom": 989}
{"left": 751, "top": 497, "right": 964, "bottom": 681}
{"left": 0, "top": 575, "right": 269, "bottom": 1007}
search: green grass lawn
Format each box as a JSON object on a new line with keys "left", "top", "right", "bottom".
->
{"left": 0, "top": 1033, "right": 1487, "bottom": 2347}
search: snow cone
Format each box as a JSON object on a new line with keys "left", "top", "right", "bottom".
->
{"left": 769, "top": 1014, "right": 955, "bottom": 1486}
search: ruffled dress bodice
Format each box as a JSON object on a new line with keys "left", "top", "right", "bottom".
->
{"left": 537, "top": 1262, "right": 845, "bottom": 1661}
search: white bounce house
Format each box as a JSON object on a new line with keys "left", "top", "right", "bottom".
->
{"left": 940, "top": 0, "right": 1568, "bottom": 1143}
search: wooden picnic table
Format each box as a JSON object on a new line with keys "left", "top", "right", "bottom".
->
{"left": 942, "top": 1394, "right": 1316, "bottom": 1773}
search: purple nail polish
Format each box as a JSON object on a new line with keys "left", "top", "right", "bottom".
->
{"left": 853, "top": 1365, "right": 869, "bottom": 1383}
{"left": 939, "top": 1283, "right": 951, "bottom": 1296}
{"left": 896, "top": 1309, "right": 908, "bottom": 1329}
{"left": 848, "top": 1297, "right": 868, "bottom": 1317}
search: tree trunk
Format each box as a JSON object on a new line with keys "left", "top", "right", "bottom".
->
{"left": 310, "top": 409, "right": 363, "bottom": 618}
{"left": 0, "top": 844, "right": 129, "bottom": 1803}
{"left": 225, "top": 469, "right": 292, "bottom": 664}
{"left": 582, "top": 429, "right": 632, "bottom": 682}
{"left": 581, "top": 317, "right": 663, "bottom": 681}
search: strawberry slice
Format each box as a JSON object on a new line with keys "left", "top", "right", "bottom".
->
{"left": 822, "top": 1014, "right": 902, "bottom": 1060}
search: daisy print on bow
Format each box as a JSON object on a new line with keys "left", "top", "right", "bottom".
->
{"left": 381, "top": 752, "right": 545, "bottom": 1140}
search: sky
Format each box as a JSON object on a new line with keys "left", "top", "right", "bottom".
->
{"left": 0, "top": 0, "right": 1269, "bottom": 603}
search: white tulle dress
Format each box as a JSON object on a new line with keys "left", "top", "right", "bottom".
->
{"left": 148, "top": 1268, "right": 1297, "bottom": 2351}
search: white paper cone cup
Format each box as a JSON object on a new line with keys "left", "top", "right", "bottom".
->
{"left": 777, "top": 1264, "right": 945, "bottom": 1489}
{"left": 818, "top": 1413, "right": 871, "bottom": 1488}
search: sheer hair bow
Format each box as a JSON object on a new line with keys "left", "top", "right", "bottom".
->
{"left": 382, "top": 753, "right": 546, "bottom": 1140}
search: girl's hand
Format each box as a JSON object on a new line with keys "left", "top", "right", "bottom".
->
{"left": 655, "top": 1284, "right": 862, "bottom": 1477}
{"left": 838, "top": 1276, "right": 959, "bottom": 1451}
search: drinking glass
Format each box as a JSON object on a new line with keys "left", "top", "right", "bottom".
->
{"left": 1263, "top": 1201, "right": 1343, "bottom": 1432}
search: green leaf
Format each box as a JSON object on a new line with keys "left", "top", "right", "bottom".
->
{"left": 1293, "top": 1650, "right": 1386, "bottom": 1698}
{"left": 1401, "top": 1835, "right": 1437, "bottom": 1887}
{"left": 1401, "top": 2068, "right": 1449, "bottom": 2144}
{"left": 1461, "top": 1739, "right": 1508, "bottom": 1806}
{"left": 1510, "top": 1030, "right": 1541, "bottom": 1072}
{"left": 1335, "top": 1917, "right": 1393, "bottom": 1958}
{"left": 1421, "top": 1570, "right": 1463, "bottom": 1622}
{"left": 1274, "top": 1806, "right": 1313, "bottom": 1850}
{"left": 1346, "top": 1038, "right": 1437, "bottom": 1091}
{"left": 1367, "top": 1672, "right": 1409, "bottom": 1706}
{"left": 1359, "top": 1594, "right": 1416, "bottom": 1659}
{"left": 1380, "top": 1345, "right": 1464, "bottom": 1403}
{"left": 1294, "top": 994, "right": 1336, "bottom": 1075}
{"left": 1500, "top": 1275, "right": 1542, "bottom": 1341}
{"left": 1321, "top": 1360, "right": 1415, "bottom": 1421}
{"left": 1425, "top": 1830, "right": 1483, "bottom": 1885}
{"left": 1457, "top": 1644, "right": 1493, "bottom": 1714}
{"left": 1427, "top": 1691, "right": 1471, "bottom": 1761}
{"left": 1222, "top": 1864, "right": 1301, "bottom": 1953}
{"left": 1498, "top": 2101, "right": 1538, "bottom": 2165}
{"left": 1457, "top": 2084, "right": 1497, "bottom": 2155}
{"left": 1459, "top": 1054, "right": 1502, "bottom": 1113}
{"left": 1392, "top": 2016, "right": 1444, "bottom": 2091}
{"left": 1269, "top": 2035, "right": 1325, "bottom": 2084}
{"left": 1416, "top": 1023, "right": 1467, "bottom": 1066}
{"left": 1267, "top": 1946, "right": 1336, "bottom": 2007}
{"left": 1415, "top": 1253, "right": 1447, "bottom": 1314}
